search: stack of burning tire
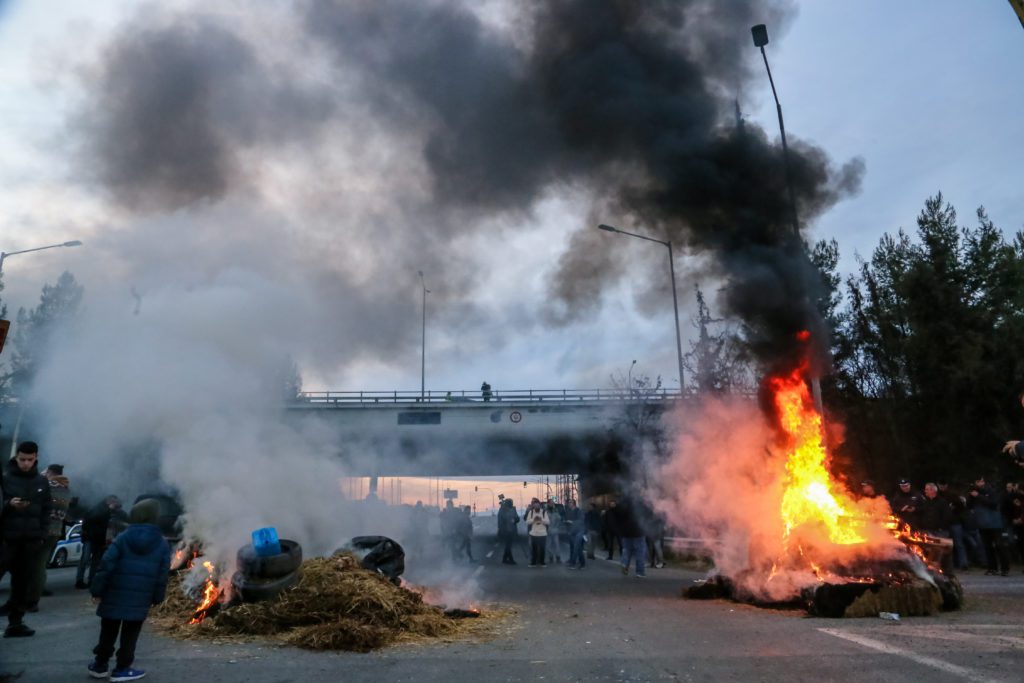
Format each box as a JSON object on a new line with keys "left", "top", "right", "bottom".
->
{"left": 232, "top": 539, "right": 303, "bottom": 602}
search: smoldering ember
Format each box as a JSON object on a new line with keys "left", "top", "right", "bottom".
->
{"left": 2, "top": 2, "right": 1024, "bottom": 682}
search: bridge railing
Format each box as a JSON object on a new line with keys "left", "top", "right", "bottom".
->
{"left": 296, "top": 388, "right": 684, "bottom": 405}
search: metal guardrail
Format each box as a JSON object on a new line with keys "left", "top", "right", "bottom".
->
{"left": 296, "top": 388, "right": 685, "bottom": 405}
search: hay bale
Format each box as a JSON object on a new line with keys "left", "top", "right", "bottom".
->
{"left": 153, "top": 555, "right": 469, "bottom": 651}
{"left": 284, "top": 619, "right": 393, "bottom": 652}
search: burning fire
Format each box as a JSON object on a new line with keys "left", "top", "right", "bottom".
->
{"left": 766, "top": 346, "right": 948, "bottom": 578}
{"left": 188, "top": 561, "right": 221, "bottom": 625}
{"left": 770, "top": 362, "right": 866, "bottom": 546}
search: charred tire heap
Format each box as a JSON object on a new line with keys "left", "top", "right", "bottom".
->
{"left": 233, "top": 539, "right": 303, "bottom": 603}
{"left": 336, "top": 536, "right": 405, "bottom": 585}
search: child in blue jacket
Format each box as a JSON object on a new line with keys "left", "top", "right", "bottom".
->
{"left": 88, "top": 498, "right": 170, "bottom": 682}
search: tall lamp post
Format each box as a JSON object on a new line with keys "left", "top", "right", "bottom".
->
{"left": 751, "top": 24, "right": 824, "bottom": 413}
{"left": 0, "top": 239, "right": 83, "bottom": 459}
{"left": 750, "top": 24, "right": 799, "bottom": 239}
{"left": 597, "top": 224, "right": 685, "bottom": 393}
{"left": 417, "top": 270, "right": 429, "bottom": 400}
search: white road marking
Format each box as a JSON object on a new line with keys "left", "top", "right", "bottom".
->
{"left": 473, "top": 565, "right": 485, "bottom": 579}
{"left": 818, "top": 628, "right": 1004, "bottom": 683}
{"left": 486, "top": 550, "right": 494, "bottom": 558}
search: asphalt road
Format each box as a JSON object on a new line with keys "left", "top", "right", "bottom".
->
{"left": 3, "top": 536, "right": 1024, "bottom": 682}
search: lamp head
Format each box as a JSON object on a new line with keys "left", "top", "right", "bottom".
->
{"left": 63, "top": 240, "right": 83, "bottom": 247}
{"left": 597, "top": 224, "right": 618, "bottom": 233}
{"left": 751, "top": 24, "right": 769, "bottom": 48}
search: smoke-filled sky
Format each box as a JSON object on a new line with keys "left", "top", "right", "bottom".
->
{"left": 0, "top": 0, "right": 1021, "bottom": 393}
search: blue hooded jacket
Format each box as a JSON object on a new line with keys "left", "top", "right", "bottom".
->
{"left": 91, "top": 523, "right": 170, "bottom": 621}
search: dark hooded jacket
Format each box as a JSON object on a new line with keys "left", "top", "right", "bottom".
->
{"left": 917, "top": 495, "right": 953, "bottom": 533}
{"left": 967, "top": 485, "right": 1003, "bottom": 530}
{"left": 497, "top": 501, "right": 519, "bottom": 540}
{"left": 2, "top": 458, "right": 52, "bottom": 541}
{"left": 91, "top": 500, "right": 170, "bottom": 621}
{"left": 610, "top": 498, "right": 645, "bottom": 539}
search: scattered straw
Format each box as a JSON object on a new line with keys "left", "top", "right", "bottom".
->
{"left": 152, "top": 555, "right": 513, "bottom": 651}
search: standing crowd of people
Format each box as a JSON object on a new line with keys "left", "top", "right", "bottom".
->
{"left": 1, "top": 441, "right": 169, "bottom": 681}
{"left": 862, "top": 473, "right": 1024, "bottom": 576}
{"left": 494, "top": 494, "right": 667, "bottom": 576}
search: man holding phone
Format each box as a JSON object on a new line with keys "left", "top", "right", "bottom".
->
{"left": 2, "top": 441, "right": 52, "bottom": 637}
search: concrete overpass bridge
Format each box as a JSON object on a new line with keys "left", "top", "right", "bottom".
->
{"left": 288, "top": 388, "right": 684, "bottom": 483}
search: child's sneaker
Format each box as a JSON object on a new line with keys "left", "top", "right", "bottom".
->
{"left": 88, "top": 660, "right": 110, "bottom": 678}
{"left": 111, "top": 667, "right": 146, "bottom": 682}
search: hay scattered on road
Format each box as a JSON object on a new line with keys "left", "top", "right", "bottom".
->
{"left": 151, "top": 556, "right": 512, "bottom": 652}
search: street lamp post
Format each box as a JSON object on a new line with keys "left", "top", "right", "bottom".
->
{"left": 0, "top": 240, "right": 83, "bottom": 276}
{"left": 417, "top": 270, "right": 429, "bottom": 400}
{"left": 750, "top": 25, "right": 799, "bottom": 239}
{"left": 597, "top": 224, "right": 685, "bottom": 393}
{"left": 751, "top": 24, "right": 824, "bottom": 414}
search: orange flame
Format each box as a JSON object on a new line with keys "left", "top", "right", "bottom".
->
{"left": 770, "top": 364, "right": 866, "bottom": 546}
{"left": 188, "top": 561, "right": 220, "bottom": 625}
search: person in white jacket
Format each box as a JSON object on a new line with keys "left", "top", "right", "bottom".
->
{"left": 524, "top": 499, "right": 549, "bottom": 567}
{"left": 545, "top": 501, "right": 562, "bottom": 564}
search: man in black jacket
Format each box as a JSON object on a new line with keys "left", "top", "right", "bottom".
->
{"left": 2, "top": 441, "right": 52, "bottom": 637}
{"left": 889, "top": 478, "right": 922, "bottom": 529}
{"left": 81, "top": 496, "right": 124, "bottom": 586}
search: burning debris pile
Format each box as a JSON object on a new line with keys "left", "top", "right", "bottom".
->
{"left": 152, "top": 554, "right": 498, "bottom": 652}
{"left": 666, "top": 348, "right": 962, "bottom": 618}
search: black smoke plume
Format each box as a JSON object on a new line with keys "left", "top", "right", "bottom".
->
{"left": 77, "top": 0, "right": 863, "bottom": 370}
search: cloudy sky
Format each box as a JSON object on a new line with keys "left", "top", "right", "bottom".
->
{"left": 1, "top": 0, "right": 1021, "bottom": 398}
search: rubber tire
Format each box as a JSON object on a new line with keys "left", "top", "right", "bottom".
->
{"left": 52, "top": 548, "right": 68, "bottom": 568}
{"left": 230, "top": 570, "right": 298, "bottom": 603}
{"left": 236, "top": 539, "right": 302, "bottom": 579}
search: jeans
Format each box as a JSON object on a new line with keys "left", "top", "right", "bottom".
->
{"left": 963, "top": 528, "right": 987, "bottom": 567}
{"left": 76, "top": 541, "right": 93, "bottom": 585}
{"left": 603, "top": 532, "right": 620, "bottom": 559}
{"left": 648, "top": 536, "right": 665, "bottom": 566}
{"left": 546, "top": 532, "right": 562, "bottom": 563}
{"left": 501, "top": 536, "right": 516, "bottom": 563}
{"left": 621, "top": 536, "right": 647, "bottom": 576}
{"left": 3, "top": 539, "right": 46, "bottom": 625}
{"left": 979, "top": 528, "right": 1010, "bottom": 573}
{"left": 94, "top": 618, "right": 144, "bottom": 670}
{"left": 529, "top": 536, "right": 546, "bottom": 566}
{"left": 570, "top": 534, "right": 586, "bottom": 568}
{"left": 948, "top": 524, "right": 968, "bottom": 569}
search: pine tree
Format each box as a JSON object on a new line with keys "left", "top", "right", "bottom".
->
{"left": 8, "top": 271, "right": 84, "bottom": 392}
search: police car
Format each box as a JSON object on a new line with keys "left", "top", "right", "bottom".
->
{"left": 48, "top": 523, "right": 83, "bottom": 568}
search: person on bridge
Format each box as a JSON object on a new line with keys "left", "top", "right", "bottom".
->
{"left": 480, "top": 381, "right": 492, "bottom": 402}
{"left": 524, "top": 498, "right": 549, "bottom": 567}
{"left": 497, "top": 499, "right": 520, "bottom": 564}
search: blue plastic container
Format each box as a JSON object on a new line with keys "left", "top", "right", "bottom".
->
{"left": 251, "top": 527, "right": 282, "bottom": 557}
